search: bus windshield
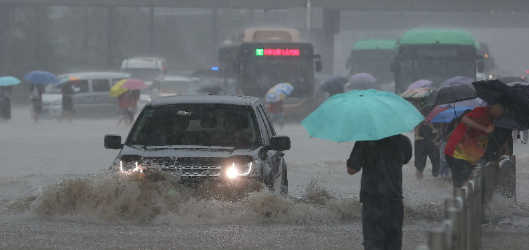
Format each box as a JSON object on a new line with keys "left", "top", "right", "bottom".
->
{"left": 240, "top": 58, "right": 313, "bottom": 97}
{"left": 349, "top": 50, "right": 395, "bottom": 83}
{"left": 395, "top": 45, "right": 476, "bottom": 92}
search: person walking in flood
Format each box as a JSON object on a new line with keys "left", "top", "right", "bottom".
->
{"left": 59, "top": 82, "right": 75, "bottom": 122}
{"left": 124, "top": 90, "right": 138, "bottom": 125}
{"left": 269, "top": 99, "right": 285, "bottom": 129}
{"left": 346, "top": 134, "right": 412, "bottom": 250}
{"left": 302, "top": 89, "right": 423, "bottom": 250}
{"left": 414, "top": 107, "right": 440, "bottom": 179}
{"left": 444, "top": 100, "right": 508, "bottom": 188}
{"left": 29, "top": 83, "right": 45, "bottom": 123}
{"left": 0, "top": 86, "right": 12, "bottom": 122}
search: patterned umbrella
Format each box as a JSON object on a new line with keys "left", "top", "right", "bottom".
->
{"left": 407, "top": 79, "right": 433, "bottom": 91}
{"left": 266, "top": 83, "right": 294, "bottom": 103}
{"left": 400, "top": 87, "right": 435, "bottom": 99}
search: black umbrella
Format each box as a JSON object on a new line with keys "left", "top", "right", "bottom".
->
{"left": 424, "top": 84, "right": 477, "bottom": 107}
{"left": 472, "top": 79, "right": 529, "bottom": 128}
{"left": 320, "top": 76, "right": 348, "bottom": 95}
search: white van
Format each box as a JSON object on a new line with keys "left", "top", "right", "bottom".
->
{"left": 120, "top": 57, "right": 167, "bottom": 86}
{"left": 41, "top": 72, "right": 130, "bottom": 118}
{"left": 150, "top": 75, "right": 201, "bottom": 101}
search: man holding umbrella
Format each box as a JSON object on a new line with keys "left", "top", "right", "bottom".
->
{"left": 266, "top": 83, "right": 293, "bottom": 129}
{"left": 302, "top": 89, "right": 423, "bottom": 250}
{"left": 25, "top": 71, "right": 59, "bottom": 123}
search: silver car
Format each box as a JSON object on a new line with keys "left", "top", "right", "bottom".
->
{"left": 40, "top": 72, "right": 130, "bottom": 118}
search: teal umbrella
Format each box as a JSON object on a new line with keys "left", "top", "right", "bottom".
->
{"left": 301, "top": 89, "right": 424, "bottom": 142}
{"left": 0, "top": 76, "right": 21, "bottom": 86}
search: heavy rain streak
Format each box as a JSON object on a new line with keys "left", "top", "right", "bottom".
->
{"left": 1, "top": 2, "right": 529, "bottom": 250}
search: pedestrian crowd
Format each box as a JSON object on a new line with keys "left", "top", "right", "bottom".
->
{"left": 307, "top": 74, "right": 528, "bottom": 250}
{"left": 0, "top": 71, "right": 143, "bottom": 125}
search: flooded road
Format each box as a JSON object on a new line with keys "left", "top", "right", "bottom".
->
{"left": 1, "top": 107, "right": 528, "bottom": 249}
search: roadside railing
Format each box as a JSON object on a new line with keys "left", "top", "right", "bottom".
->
{"left": 416, "top": 155, "right": 516, "bottom": 250}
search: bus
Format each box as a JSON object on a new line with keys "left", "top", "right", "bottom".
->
{"left": 477, "top": 42, "right": 497, "bottom": 79}
{"left": 218, "top": 28, "right": 321, "bottom": 119}
{"left": 392, "top": 29, "right": 483, "bottom": 94}
{"left": 346, "top": 39, "right": 397, "bottom": 89}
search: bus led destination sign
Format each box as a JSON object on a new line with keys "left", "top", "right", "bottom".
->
{"left": 255, "top": 48, "right": 300, "bottom": 57}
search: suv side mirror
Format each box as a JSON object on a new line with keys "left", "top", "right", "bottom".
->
{"left": 104, "top": 134, "right": 122, "bottom": 149}
{"left": 269, "top": 135, "right": 291, "bottom": 151}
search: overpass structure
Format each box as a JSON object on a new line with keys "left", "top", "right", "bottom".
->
{"left": 0, "top": 0, "right": 528, "bottom": 74}
{"left": 1, "top": 0, "right": 529, "bottom": 12}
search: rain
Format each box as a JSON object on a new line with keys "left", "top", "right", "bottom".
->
{"left": 1, "top": 2, "right": 529, "bottom": 249}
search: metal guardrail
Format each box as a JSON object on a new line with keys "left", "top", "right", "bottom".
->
{"left": 417, "top": 155, "right": 516, "bottom": 250}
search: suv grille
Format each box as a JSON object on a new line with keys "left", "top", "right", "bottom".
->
{"left": 143, "top": 157, "right": 223, "bottom": 178}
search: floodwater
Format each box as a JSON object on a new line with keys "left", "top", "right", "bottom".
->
{"left": 1, "top": 107, "right": 528, "bottom": 249}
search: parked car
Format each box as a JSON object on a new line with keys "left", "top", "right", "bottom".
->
{"left": 40, "top": 72, "right": 130, "bottom": 118}
{"left": 104, "top": 95, "right": 291, "bottom": 194}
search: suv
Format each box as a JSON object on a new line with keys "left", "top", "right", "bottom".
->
{"left": 104, "top": 95, "right": 290, "bottom": 194}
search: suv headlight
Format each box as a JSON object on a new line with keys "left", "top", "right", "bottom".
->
{"left": 224, "top": 161, "right": 259, "bottom": 179}
{"left": 119, "top": 160, "right": 145, "bottom": 174}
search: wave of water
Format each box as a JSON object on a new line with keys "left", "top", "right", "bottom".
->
{"left": 2, "top": 154, "right": 528, "bottom": 225}
{"left": 0, "top": 170, "right": 448, "bottom": 225}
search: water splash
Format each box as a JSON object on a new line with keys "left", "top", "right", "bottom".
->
{"left": 0, "top": 166, "right": 463, "bottom": 224}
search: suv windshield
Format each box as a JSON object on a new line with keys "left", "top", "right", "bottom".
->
{"left": 128, "top": 104, "right": 261, "bottom": 148}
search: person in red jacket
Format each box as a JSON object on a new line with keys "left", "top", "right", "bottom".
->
{"left": 444, "top": 100, "right": 508, "bottom": 188}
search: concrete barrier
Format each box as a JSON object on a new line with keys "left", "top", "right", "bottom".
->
{"left": 417, "top": 155, "right": 517, "bottom": 250}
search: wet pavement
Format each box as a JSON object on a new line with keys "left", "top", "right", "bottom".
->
{"left": 1, "top": 106, "right": 528, "bottom": 249}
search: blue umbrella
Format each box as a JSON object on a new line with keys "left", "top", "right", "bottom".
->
{"left": 430, "top": 106, "right": 474, "bottom": 123}
{"left": 0, "top": 76, "right": 21, "bottom": 86}
{"left": 24, "top": 70, "right": 59, "bottom": 84}
{"left": 301, "top": 89, "right": 424, "bottom": 142}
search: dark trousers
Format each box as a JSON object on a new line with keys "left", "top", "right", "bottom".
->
{"left": 445, "top": 155, "right": 475, "bottom": 188}
{"left": 414, "top": 139, "right": 440, "bottom": 177}
{"left": 362, "top": 199, "right": 403, "bottom": 250}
